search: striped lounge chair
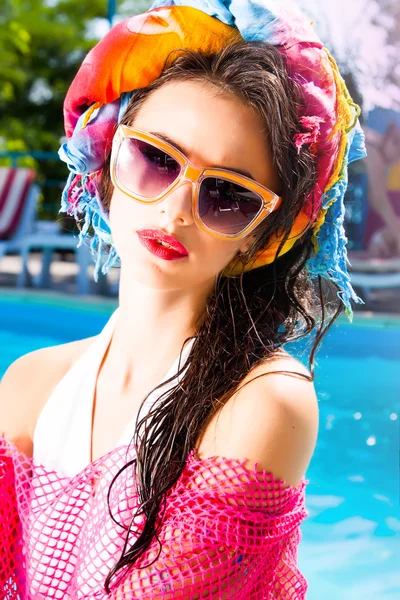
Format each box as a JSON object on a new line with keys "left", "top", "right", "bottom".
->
{"left": 0, "top": 167, "right": 92, "bottom": 295}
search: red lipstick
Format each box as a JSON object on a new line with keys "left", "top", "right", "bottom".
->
{"left": 137, "top": 229, "right": 189, "bottom": 261}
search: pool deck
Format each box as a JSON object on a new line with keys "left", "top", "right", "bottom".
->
{"left": 0, "top": 252, "right": 120, "bottom": 297}
{"left": 1, "top": 252, "right": 399, "bottom": 314}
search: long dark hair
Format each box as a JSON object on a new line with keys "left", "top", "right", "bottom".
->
{"left": 99, "top": 41, "right": 343, "bottom": 591}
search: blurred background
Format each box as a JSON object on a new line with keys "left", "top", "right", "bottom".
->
{"left": 0, "top": 1, "right": 399, "bottom": 599}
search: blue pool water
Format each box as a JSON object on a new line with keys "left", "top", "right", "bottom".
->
{"left": 1, "top": 291, "right": 399, "bottom": 600}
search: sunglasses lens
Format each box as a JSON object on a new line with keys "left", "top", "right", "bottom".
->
{"left": 116, "top": 137, "right": 181, "bottom": 198}
{"left": 198, "top": 177, "right": 264, "bottom": 235}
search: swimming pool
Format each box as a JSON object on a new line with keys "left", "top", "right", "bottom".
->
{"left": 1, "top": 289, "right": 399, "bottom": 599}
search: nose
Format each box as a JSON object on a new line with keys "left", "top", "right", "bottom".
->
{"left": 157, "top": 179, "right": 194, "bottom": 226}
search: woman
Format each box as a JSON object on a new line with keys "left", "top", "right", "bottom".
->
{"left": 0, "top": 1, "right": 366, "bottom": 598}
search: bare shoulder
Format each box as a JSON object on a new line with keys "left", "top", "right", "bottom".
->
{"left": 214, "top": 351, "right": 319, "bottom": 487}
{"left": 0, "top": 335, "right": 97, "bottom": 455}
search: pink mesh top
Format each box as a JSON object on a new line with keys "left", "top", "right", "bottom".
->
{"left": 0, "top": 314, "right": 310, "bottom": 599}
{"left": 0, "top": 438, "right": 309, "bottom": 599}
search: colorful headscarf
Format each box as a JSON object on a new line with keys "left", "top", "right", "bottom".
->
{"left": 59, "top": 0, "right": 366, "bottom": 319}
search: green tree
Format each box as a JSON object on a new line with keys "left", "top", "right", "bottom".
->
{"left": 0, "top": 0, "right": 158, "bottom": 220}
{"left": 0, "top": 0, "right": 109, "bottom": 219}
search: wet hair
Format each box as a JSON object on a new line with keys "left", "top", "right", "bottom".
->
{"left": 100, "top": 41, "right": 343, "bottom": 591}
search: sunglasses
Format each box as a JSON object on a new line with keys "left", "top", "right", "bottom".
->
{"left": 110, "top": 125, "right": 282, "bottom": 240}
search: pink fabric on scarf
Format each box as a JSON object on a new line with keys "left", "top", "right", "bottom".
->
{"left": 0, "top": 437, "right": 309, "bottom": 599}
{"left": 279, "top": 43, "right": 340, "bottom": 220}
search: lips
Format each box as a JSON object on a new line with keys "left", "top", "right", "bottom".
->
{"left": 137, "top": 228, "right": 189, "bottom": 261}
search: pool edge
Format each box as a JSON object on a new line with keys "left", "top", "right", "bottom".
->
{"left": 0, "top": 287, "right": 117, "bottom": 313}
{"left": 1, "top": 288, "right": 399, "bottom": 327}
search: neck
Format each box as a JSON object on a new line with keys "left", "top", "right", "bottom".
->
{"left": 104, "top": 268, "right": 212, "bottom": 392}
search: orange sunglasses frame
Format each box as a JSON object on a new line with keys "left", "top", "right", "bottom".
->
{"left": 110, "top": 125, "right": 282, "bottom": 241}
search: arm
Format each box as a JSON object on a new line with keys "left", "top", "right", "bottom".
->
{"left": 0, "top": 337, "right": 94, "bottom": 450}
{"left": 221, "top": 356, "right": 319, "bottom": 487}
{"left": 0, "top": 354, "right": 42, "bottom": 595}
{"left": 0, "top": 352, "right": 40, "bottom": 455}
{"left": 0, "top": 437, "right": 27, "bottom": 597}
{"left": 111, "top": 358, "right": 317, "bottom": 599}
{"left": 225, "top": 358, "right": 318, "bottom": 600}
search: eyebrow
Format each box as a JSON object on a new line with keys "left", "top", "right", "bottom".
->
{"left": 149, "top": 131, "right": 256, "bottom": 181}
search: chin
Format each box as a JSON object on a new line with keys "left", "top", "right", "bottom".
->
{"left": 120, "top": 258, "right": 190, "bottom": 290}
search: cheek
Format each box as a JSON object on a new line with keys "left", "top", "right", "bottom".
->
{"left": 109, "top": 188, "right": 127, "bottom": 221}
{"left": 200, "top": 238, "right": 241, "bottom": 274}
{"left": 109, "top": 189, "right": 149, "bottom": 234}
{"left": 108, "top": 190, "right": 143, "bottom": 257}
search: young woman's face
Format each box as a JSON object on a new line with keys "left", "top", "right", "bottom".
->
{"left": 109, "top": 79, "right": 280, "bottom": 292}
